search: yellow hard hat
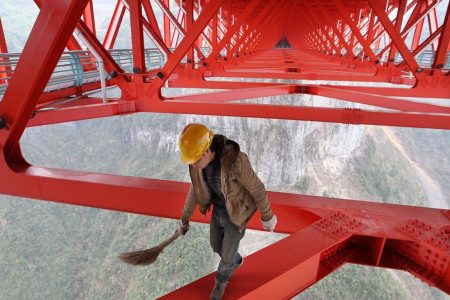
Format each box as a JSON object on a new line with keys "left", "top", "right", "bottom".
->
{"left": 179, "top": 123, "right": 214, "bottom": 164}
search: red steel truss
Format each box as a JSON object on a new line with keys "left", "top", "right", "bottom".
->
{"left": 0, "top": 0, "right": 449, "bottom": 298}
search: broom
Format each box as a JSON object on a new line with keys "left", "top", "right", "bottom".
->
{"left": 119, "top": 230, "right": 181, "bottom": 265}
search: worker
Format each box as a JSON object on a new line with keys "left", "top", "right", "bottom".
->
{"left": 177, "top": 123, "right": 277, "bottom": 300}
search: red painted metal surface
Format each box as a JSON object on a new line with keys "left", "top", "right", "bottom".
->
{"left": 83, "top": 0, "right": 96, "bottom": 37}
{"left": 129, "top": 0, "right": 146, "bottom": 76}
{"left": 0, "top": 17, "right": 9, "bottom": 84}
{"left": 103, "top": 0, "right": 126, "bottom": 49}
{"left": 0, "top": 0, "right": 450, "bottom": 298}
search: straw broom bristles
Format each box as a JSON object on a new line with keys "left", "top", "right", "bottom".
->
{"left": 119, "top": 230, "right": 180, "bottom": 265}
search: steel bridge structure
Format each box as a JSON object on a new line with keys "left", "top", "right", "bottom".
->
{"left": 0, "top": 0, "right": 449, "bottom": 298}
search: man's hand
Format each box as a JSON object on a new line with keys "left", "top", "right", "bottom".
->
{"left": 262, "top": 215, "right": 277, "bottom": 232}
{"left": 177, "top": 219, "right": 190, "bottom": 235}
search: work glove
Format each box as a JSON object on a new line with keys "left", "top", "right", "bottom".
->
{"left": 177, "top": 219, "right": 190, "bottom": 236}
{"left": 262, "top": 215, "right": 277, "bottom": 232}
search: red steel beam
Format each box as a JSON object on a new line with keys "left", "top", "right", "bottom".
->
{"left": 331, "top": 0, "right": 378, "bottom": 62}
{"left": 0, "top": 17, "right": 10, "bottom": 84}
{"left": 236, "top": 3, "right": 286, "bottom": 52}
{"left": 141, "top": 11, "right": 172, "bottom": 57}
{"left": 205, "top": 0, "right": 261, "bottom": 65}
{"left": 163, "top": 195, "right": 450, "bottom": 298}
{"left": 0, "top": 17, "right": 7, "bottom": 53}
{"left": 120, "top": 0, "right": 171, "bottom": 57}
{"left": 163, "top": 0, "right": 171, "bottom": 46}
{"left": 37, "top": 81, "right": 110, "bottom": 104}
{"left": 377, "top": 0, "right": 442, "bottom": 59}
{"left": 129, "top": 0, "right": 146, "bottom": 75}
{"left": 185, "top": 0, "right": 195, "bottom": 63}
{"left": 303, "top": 3, "right": 341, "bottom": 55}
{"left": 103, "top": 0, "right": 126, "bottom": 49}
{"left": 367, "top": 0, "right": 420, "bottom": 73}
{"left": 34, "top": 0, "right": 84, "bottom": 51}
{"left": 309, "top": 86, "right": 450, "bottom": 114}
{"left": 171, "top": 10, "right": 184, "bottom": 48}
{"left": 136, "top": 95, "right": 450, "bottom": 129}
{"left": 411, "top": 25, "right": 442, "bottom": 58}
{"left": 142, "top": 0, "right": 163, "bottom": 41}
{"left": 77, "top": 20, "right": 125, "bottom": 75}
{"left": 0, "top": 0, "right": 90, "bottom": 160}
{"left": 164, "top": 83, "right": 449, "bottom": 114}
{"left": 432, "top": 4, "right": 450, "bottom": 69}
{"left": 313, "top": 1, "right": 355, "bottom": 57}
{"left": 427, "top": 3, "right": 439, "bottom": 51}
{"left": 153, "top": 0, "right": 205, "bottom": 59}
{"left": 83, "top": 0, "right": 96, "bottom": 36}
{"left": 0, "top": 156, "right": 447, "bottom": 296}
{"left": 152, "top": 0, "right": 224, "bottom": 88}
{"left": 212, "top": 13, "right": 218, "bottom": 47}
{"left": 412, "top": 17, "right": 426, "bottom": 50}
{"left": 163, "top": 227, "right": 340, "bottom": 299}
{"left": 30, "top": 100, "right": 136, "bottom": 127}
{"left": 387, "top": 0, "right": 407, "bottom": 64}
{"left": 0, "top": 166, "right": 316, "bottom": 235}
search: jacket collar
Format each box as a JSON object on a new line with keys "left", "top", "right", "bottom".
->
{"left": 216, "top": 135, "right": 240, "bottom": 172}
{"left": 188, "top": 135, "right": 240, "bottom": 174}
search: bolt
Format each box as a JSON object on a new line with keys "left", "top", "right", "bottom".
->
{"left": 107, "top": 71, "right": 117, "bottom": 80}
{"left": 156, "top": 72, "right": 164, "bottom": 79}
{"left": 437, "top": 64, "right": 444, "bottom": 69}
{"left": 133, "top": 67, "right": 142, "bottom": 74}
{"left": 0, "top": 116, "right": 6, "bottom": 129}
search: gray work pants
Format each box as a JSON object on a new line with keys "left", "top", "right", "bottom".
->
{"left": 210, "top": 205, "right": 245, "bottom": 284}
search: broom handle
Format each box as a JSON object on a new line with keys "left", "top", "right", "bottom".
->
{"left": 159, "top": 230, "right": 180, "bottom": 249}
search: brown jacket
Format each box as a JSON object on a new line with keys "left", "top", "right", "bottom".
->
{"left": 181, "top": 136, "right": 273, "bottom": 229}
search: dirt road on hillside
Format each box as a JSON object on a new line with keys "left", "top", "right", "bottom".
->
{"left": 382, "top": 127, "right": 448, "bottom": 209}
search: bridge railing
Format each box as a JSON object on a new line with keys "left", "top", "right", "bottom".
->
{"left": 2, "top": 47, "right": 447, "bottom": 98}
{"left": 0, "top": 47, "right": 214, "bottom": 97}
{"left": 355, "top": 48, "right": 450, "bottom": 69}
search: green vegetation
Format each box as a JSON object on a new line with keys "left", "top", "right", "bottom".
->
{"left": 349, "top": 128, "right": 428, "bottom": 206}
{"left": 0, "top": 196, "right": 214, "bottom": 299}
{"left": 295, "top": 176, "right": 310, "bottom": 193}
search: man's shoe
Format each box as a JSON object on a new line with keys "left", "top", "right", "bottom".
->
{"left": 210, "top": 281, "right": 227, "bottom": 300}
